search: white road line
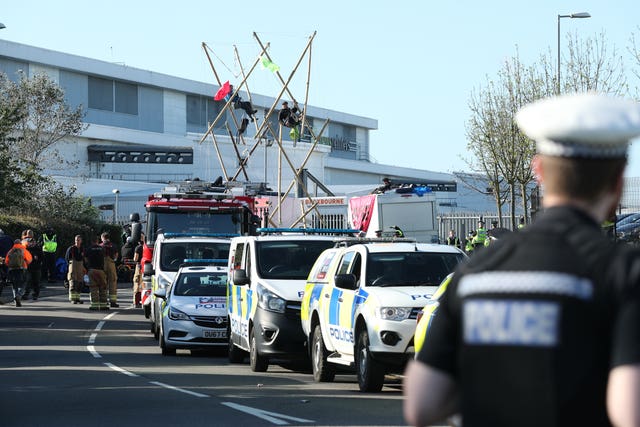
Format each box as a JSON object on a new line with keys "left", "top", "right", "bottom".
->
{"left": 104, "top": 362, "right": 139, "bottom": 377}
{"left": 149, "top": 381, "right": 209, "bottom": 398}
{"left": 221, "top": 402, "right": 314, "bottom": 425}
{"left": 87, "top": 312, "right": 209, "bottom": 399}
{"left": 87, "top": 345, "right": 101, "bottom": 358}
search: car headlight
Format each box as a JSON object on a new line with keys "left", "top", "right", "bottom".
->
{"left": 168, "top": 306, "right": 190, "bottom": 321}
{"left": 378, "top": 307, "right": 412, "bottom": 321}
{"left": 256, "top": 284, "right": 286, "bottom": 313}
{"left": 158, "top": 275, "right": 172, "bottom": 289}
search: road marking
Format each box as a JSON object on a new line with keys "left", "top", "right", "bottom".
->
{"left": 221, "top": 402, "right": 314, "bottom": 425}
{"left": 104, "top": 362, "right": 139, "bottom": 377}
{"left": 149, "top": 381, "right": 209, "bottom": 398}
{"left": 87, "top": 345, "right": 101, "bottom": 358}
{"left": 87, "top": 311, "right": 209, "bottom": 399}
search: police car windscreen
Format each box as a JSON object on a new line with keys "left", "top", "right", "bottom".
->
{"left": 366, "top": 252, "right": 464, "bottom": 287}
{"left": 148, "top": 211, "right": 240, "bottom": 242}
{"left": 256, "top": 240, "right": 336, "bottom": 280}
{"left": 174, "top": 273, "right": 227, "bottom": 296}
{"left": 161, "top": 242, "right": 230, "bottom": 272}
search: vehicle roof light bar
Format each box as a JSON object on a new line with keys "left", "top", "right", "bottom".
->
{"left": 181, "top": 258, "right": 228, "bottom": 266}
{"left": 256, "top": 227, "right": 360, "bottom": 235}
{"left": 163, "top": 232, "right": 240, "bottom": 239}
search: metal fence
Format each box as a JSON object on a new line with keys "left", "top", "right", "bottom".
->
{"left": 438, "top": 214, "right": 519, "bottom": 244}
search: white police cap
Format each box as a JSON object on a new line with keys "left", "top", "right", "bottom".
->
{"left": 516, "top": 92, "right": 640, "bottom": 158}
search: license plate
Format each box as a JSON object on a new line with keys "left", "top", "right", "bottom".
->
{"left": 203, "top": 330, "right": 226, "bottom": 338}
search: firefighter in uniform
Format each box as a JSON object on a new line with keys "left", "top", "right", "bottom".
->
{"left": 404, "top": 93, "right": 640, "bottom": 427}
{"left": 84, "top": 235, "right": 108, "bottom": 310}
{"left": 100, "top": 232, "right": 119, "bottom": 308}
{"left": 65, "top": 235, "right": 85, "bottom": 304}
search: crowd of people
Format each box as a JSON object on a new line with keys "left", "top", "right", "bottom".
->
{"left": 0, "top": 228, "right": 143, "bottom": 310}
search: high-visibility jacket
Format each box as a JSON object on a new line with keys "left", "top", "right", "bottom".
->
{"left": 43, "top": 234, "right": 58, "bottom": 253}
{"left": 473, "top": 227, "right": 487, "bottom": 245}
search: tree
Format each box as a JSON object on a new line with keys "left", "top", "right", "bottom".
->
{"left": 0, "top": 72, "right": 100, "bottom": 224}
{"left": 464, "top": 31, "right": 628, "bottom": 226}
{"left": 2, "top": 71, "right": 87, "bottom": 169}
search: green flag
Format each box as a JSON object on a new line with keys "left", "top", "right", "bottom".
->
{"left": 261, "top": 56, "right": 280, "bottom": 73}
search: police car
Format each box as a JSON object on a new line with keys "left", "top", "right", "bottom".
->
{"left": 154, "top": 265, "right": 228, "bottom": 355}
{"left": 300, "top": 239, "right": 465, "bottom": 392}
{"left": 148, "top": 233, "right": 230, "bottom": 341}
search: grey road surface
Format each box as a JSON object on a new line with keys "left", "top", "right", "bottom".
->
{"left": 0, "top": 282, "right": 424, "bottom": 427}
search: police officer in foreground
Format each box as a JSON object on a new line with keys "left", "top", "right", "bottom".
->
{"left": 403, "top": 93, "right": 640, "bottom": 427}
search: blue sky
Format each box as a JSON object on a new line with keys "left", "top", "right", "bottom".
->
{"left": 2, "top": 1, "right": 640, "bottom": 176}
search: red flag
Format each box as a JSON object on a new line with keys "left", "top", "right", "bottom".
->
{"left": 214, "top": 81, "right": 231, "bottom": 101}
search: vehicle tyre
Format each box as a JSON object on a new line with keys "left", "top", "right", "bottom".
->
{"left": 311, "top": 324, "right": 335, "bottom": 382}
{"left": 144, "top": 304, "right": 151, "bottom": 319}
{"left": 249, "top": 328, "right": 269, "bottom": 372}
{"left": 355, "top": 329, "right": 385, "bottom": 392}
{"left": 159, "top": 324, "right": 176, "bottom": 356}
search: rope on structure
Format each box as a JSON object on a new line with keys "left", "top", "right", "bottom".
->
{"left": 203, "top": 43, "right": 240, "bottom": 79}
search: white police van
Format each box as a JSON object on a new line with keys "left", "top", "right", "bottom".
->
{"left": 227, "top": 228, "right": 357, "bottom": 372}
{"left": 300, "top": 238, "right": 466, "bottom": 392}
{"left": 148, "top": 233, "right": 231, "bottom": 340}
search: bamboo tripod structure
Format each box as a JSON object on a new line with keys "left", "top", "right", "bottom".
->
{"left": 199, "top": 32, "right": 334, "bottom": 229}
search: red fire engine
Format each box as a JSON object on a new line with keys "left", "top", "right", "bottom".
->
{"left": 130, "top": 180, "right": 263, "bottom": 315}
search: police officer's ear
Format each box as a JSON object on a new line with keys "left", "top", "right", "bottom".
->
{"left": 532, "top": 154, "right": 543, "bottom": 185}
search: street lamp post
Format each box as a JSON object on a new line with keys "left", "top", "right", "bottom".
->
{"left": 557, "top": 12, "right": 591, "bottom": 94}
{"left": 112, "top": 189, "right": 120, "bottom": 224}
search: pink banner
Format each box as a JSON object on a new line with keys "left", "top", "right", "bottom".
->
{"left": 349, "top": 195, "right": 377, "bottom": 232}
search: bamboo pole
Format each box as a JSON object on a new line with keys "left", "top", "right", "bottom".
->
{"left": 208, "top": 131, "right": 229, "bottom": 181}
{"left": 297, "top": 35, "right": 313, "bottom": 148}
{"left": 201, "top": 43, "right": 244, "bottom": 144}
{"left": 233, "top": 45, "right": 259, "bottom": 143}
{"left": 250, "top": 32, "right": 316, "bottom": 144}
{"left": 267, "top": 118, "right": 329, "bottom": 222}
{"left": 225, "top": 123, "right": 249, "bottom": 181}
{"left": 201, "top": 42, "right": 223, "bottom": 86}
{"left": 198, "top": 42, "right": 270, "bottom": 145}
{"left": 290, "top": 200, "right": 319, "bottom": 228}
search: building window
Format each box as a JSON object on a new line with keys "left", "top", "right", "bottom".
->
{"left": 186, "top": 94, "right": 221, "bottom": 130}
{"left": 88, "top": 76, "right": 138, "bottom": 115}
{"left": 115, "top": 81, "right": 138, "bottom": 114}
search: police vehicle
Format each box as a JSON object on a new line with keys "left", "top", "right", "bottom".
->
{"left": 300, "top": 238, "right": 465, "bottom": 392}
{"left": 148, "top": 233, "right": 230, "bottom": 340}
{"left": 227, "top": 228, "right": 357, "bottom": 372}
{"left": 154, "top": 264, "right": 228, "bottom": 355}
{"left": 414, "top": 273, "right": 453, "bottom": 355}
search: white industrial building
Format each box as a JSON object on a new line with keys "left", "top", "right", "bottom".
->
{"left": 0, "top": 39, "right": 501, "bottom": 224}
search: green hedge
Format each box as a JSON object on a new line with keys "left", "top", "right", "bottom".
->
{"left": 0, "top": 214, "right": 125, "bottom": 258}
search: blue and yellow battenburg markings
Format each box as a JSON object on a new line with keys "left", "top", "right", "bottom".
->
{"left": 415, "top": 274, "right": 452, "bottom": 354}
{"left": 304, "top": 283, "right": 369, "bottom": 344}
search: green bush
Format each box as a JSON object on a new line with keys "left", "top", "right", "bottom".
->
{"left": 0, "top": 213, "right": 125, "bottom": 258}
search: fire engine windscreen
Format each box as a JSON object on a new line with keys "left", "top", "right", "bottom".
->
{"left": 148, "top": 211, "right": 241, "bottom": 243}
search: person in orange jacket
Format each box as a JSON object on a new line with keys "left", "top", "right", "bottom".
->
{"left": 5, "top": 239, "right": 32, "bottom": 307}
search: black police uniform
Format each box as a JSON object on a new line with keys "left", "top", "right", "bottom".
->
{"left": 417, "top": 206, "right": 640, "bottom": 427}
